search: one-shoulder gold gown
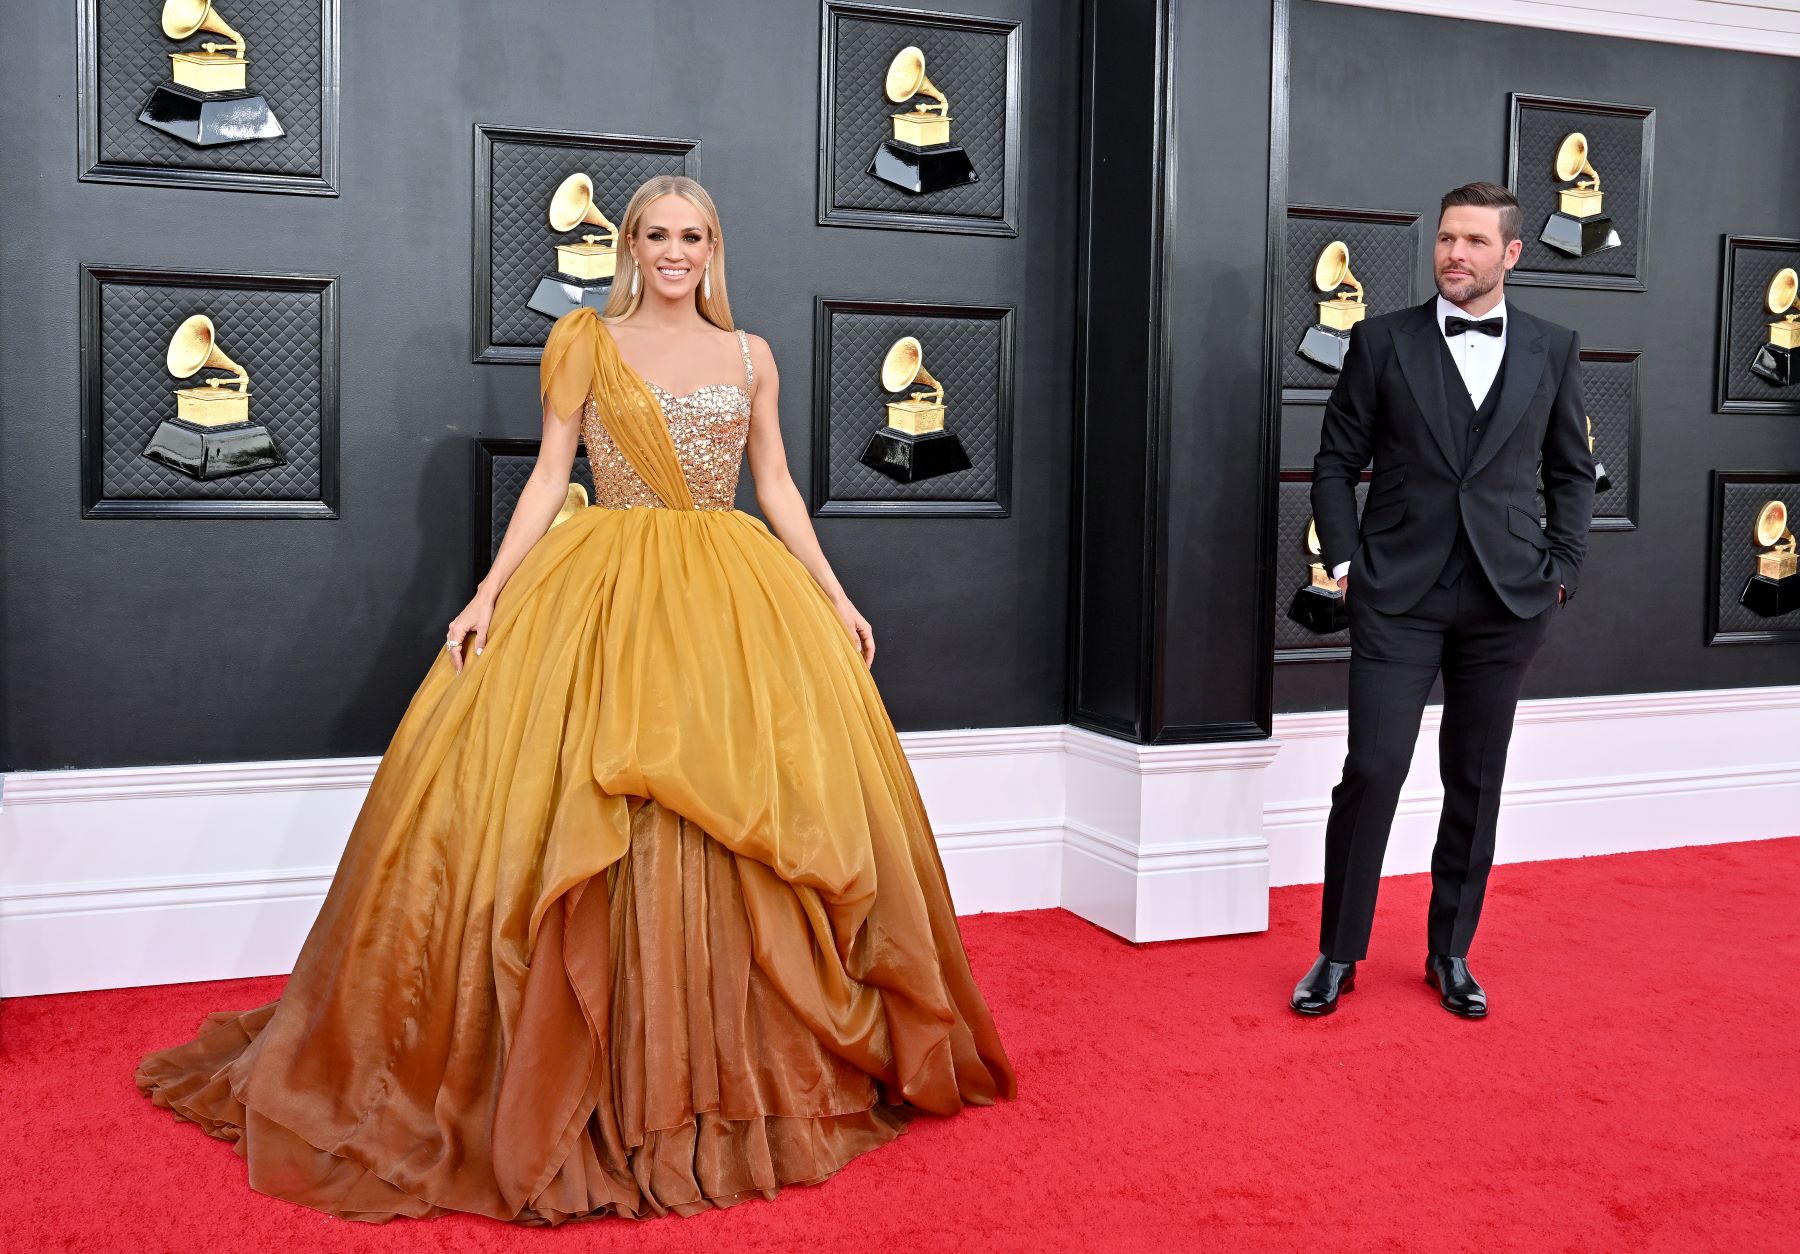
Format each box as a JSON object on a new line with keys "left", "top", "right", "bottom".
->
{"left": 135, "top": 310, "right": 1016, "bottom": 1224}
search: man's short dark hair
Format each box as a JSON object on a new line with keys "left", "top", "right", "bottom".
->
{"left": 1440, "top": 181, "right": 1521, "bottom": 244}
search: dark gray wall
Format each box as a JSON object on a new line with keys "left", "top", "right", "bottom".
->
{"left": 1277, "top": 1, "right": 1800, "bottom": 713}
{"left": 0, "top": 0, "right": 1081, "bottom": 771}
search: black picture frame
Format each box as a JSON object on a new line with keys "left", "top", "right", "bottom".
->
{"left": 1706, "top": 470, "right": 1800, "bottom": 647}
{"left": 80, "top": 263, "right": 340, "bottom": 519}
{"left": 1714, "top": 234, "right": 1800, "bottom": 416}
{"left": 1577, "top": 347, "right": 1642, "bottom": 532}
{"left": 472, "top": 437, "right": 596, "bottom": 566}
{"left": 811, "top": 296, "right": 1014, "bottom": 517}
{"left": 1282, "top": 204, "right": 1422, "bottom": 405}
{"left": 472, "top": 124, "right": 699, "bottom": 364}
{"left": 76, "top": 0, "right": 341, "bottom": 197}
{"left": 1273, "top": 469, "right": 1369, "bottom": 664}
{"left": 1505, "top": 93, "right": 1654, "bottom": 292}
{"left": 817, "top": 2, "right": 1023, "bottom": 237}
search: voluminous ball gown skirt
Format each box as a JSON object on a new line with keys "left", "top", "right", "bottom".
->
{"left": 135, "top": 311, "right": 1016, "bottom": 1224}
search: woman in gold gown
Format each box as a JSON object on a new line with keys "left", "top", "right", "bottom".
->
{"left": 135, "top": 175, "right": 1016, "bottom": 1224}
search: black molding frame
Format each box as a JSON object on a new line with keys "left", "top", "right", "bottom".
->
{"left": 1714, "top": 233, "right": 1800, "bottom": 416}
{"left": 817, "top": 1, "right": 1023, "bottom": 237}
{"left": 1282, "top": 202, "right": 1421, "bottom": 406}
{"left": 1505, "top": 92, "right": 1655, "bottom": 292}
{"left": 79, "top": 262, "right": 340, "bottom": 519}
{"left": 76, "top": 0, "right": 342, "bottom": 197}
{"left": 810, "top": 296, "right": 1014, "bottom": 517}
{"left": 1578, "top": 346, "right": 1642, "bottom": 532}
{"left": 471, "top": 123, "right": 699, "bottom": 365}
{"left": 1706, "top": 470, "right": 1800, "bottom": 647}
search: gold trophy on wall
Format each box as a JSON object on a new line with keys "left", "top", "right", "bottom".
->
{"left": 1739, "top": 498, "right": 1799, "bottom": 618}
{"left": 867, "top": 46, "right": 979, "bottom": 194}
{"left": 1539, "top": 131, "right": 1620, "bottom": 257}
{"left": 143, "top": 314, "right": 284, "bottom": 480}
{"left": 1296, "top": 240, "right": 1366, "bottom": 371}
{"left": 1749, "top": 266, "right": 1800, "bottom": 388}
{"left": 859, "top": 335, "right": 972, "bottom": 483}
{"left": 139, "top": 0, "right": 285, "bottom": 147}
{"left": 527, "top": 173, "right": 620, "bottom": 319}
{"left": 1286, "top": 517, "right": 1349, "bottom": 634}
{"left": 550, "top": 482, "right": 589, "bottom": 528}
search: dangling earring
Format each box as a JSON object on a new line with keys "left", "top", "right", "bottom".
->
{"left": 629, "top": 267, "right": 640, "bottom": 297}
{"left": 702, "top": 264, "right": 712, "bottom": 302}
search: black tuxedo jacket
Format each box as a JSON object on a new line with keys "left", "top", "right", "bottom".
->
{"left": 1311, "top": 297, "right": 1595, "bottom": 618}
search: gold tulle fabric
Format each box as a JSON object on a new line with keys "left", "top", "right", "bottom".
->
{"left": 135, "top": 308, "right": 1016, "bottom": 1224}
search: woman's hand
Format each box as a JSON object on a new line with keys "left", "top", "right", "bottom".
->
{"left": 833, "top": 594, "right": 875, "bottom": 668}
{"left": 445, "top": 590, "right": 495, "bottom": 674}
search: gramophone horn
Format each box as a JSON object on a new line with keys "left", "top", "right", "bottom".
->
{"left": 1313, "top": 240, "right": 1363, "bottom": 303}
{"left": 161, "top": 0, "right": 245, "bottom": 53}
{"left": 881, "top": 336, "right": 924, "bottom": 392}
{"left": 1554, "top": 131, "right": 1598, "bottom": 187}
{"left": 166, "top": 314, "right": 248, "bottom": 388}
{"left": 884, "top": 46, "right": 947, "bottom": 109}
{"left": 548, "top": 172, "right": 617, "bottom": 238}
{"left": 1767, "top": 267, "right": 1799, "bottom": 316}
{"left": 1753, "top": 499, "right": 1790, "bottom": 549}
{"left": 1305, "top": 517, "right": 1322, "bottom": 558}
{"left": 550, "top": 482, "right": 590, "bottom": 529}
{"left": 880, "top": 335, "right": 944, "bottom": 401}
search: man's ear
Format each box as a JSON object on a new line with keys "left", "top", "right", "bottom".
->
{"left": 1502, "top": 237, "right": 1524, "bottom": 271}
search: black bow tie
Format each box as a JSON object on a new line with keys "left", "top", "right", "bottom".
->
{"left": 1444, "top": 314, "right": 1504, "bottom": 338}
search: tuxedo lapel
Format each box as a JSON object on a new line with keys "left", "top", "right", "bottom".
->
{"left": 1391, "top": 299, "right": 1462, "bottom": 472}
{"left": 1466, "top": 308, "right": 1548, "bottom": 478}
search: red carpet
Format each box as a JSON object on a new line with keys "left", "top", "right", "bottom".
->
{"left": 3, "top": 837, "right": 1796, "bottom": 1252}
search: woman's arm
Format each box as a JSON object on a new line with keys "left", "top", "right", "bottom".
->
{"left": 445, "top": 399, "right": 581, "bottom": 671}
{"left": 742, "top": 334, "right": 875, "bottom": 665}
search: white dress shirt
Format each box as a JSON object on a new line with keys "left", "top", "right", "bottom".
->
{"left": 1332, "top": 296, "right": 1509, "bottom": 579}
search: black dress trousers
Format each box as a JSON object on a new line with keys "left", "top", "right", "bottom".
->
{"left": 1318, "top": 554, "right": 1556, "bottom": 962}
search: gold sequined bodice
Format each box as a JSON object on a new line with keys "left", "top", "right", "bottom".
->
{"left": 580, "top": 328, "right": 753, "bottom": 510}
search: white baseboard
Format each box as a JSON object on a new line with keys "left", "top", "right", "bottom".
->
{"left": 5, "top": 685, "right": 1796, "bottom": 996}
{"left": 1315, "top": 0, "right": 1800, "bottom": 58}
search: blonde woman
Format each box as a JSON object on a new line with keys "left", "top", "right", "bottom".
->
{"left": 137, "top": 176, "right": 1015, "bottom": 1224}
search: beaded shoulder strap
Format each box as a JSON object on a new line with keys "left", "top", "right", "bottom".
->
{"left": 736, "top": 328, "right": 754, "bottom": 391}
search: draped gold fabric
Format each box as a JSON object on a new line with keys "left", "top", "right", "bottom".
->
{"left": 135, "top": 310, "right": 1016, "bottom": 1224}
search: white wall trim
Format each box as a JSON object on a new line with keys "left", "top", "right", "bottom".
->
{"left": 5, "top": 685, "right": 1797, "bottom": 995}
{"left": 1315, "top": 0, "right": 1800, "bottom": 59}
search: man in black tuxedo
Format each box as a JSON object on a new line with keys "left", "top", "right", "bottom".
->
{"left": 1289, "top": 182, "right": 1595, "bottom": 1018}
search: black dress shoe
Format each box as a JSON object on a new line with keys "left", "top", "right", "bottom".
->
{"left": 1425, "top": 953, "right": 1488, "bottom": 1018}
{"left": 1290, "top": 954, "right": 1356, "bottom": 1016}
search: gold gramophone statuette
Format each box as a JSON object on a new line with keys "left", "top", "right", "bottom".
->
{"left": 528, "top": 173, "right": 621, "bottom": 319}
{"left": 868, "top": 46, "right": 979, "bottom": 194}
{"left": 141, "top": 1, "right": 284, "bottom": 146}
{"left": 1295, "top": 240, "right": 1365, "bottom": 372}
{"left": 1750, "top": 267, "right": 1800, "bottom": 388}
{"left": 880, "top": 336, "right": 946, "bottom": 434}
{"left": 1740, "top": 498, "right": 1799, "bottom": 617}
{"left": 1540, "top": 131, "right": 1620, "bottom": 258}
{"left": 168, "top": 314, "right": 251, "bottom": 427}
{"left": 550, "top": 173, "right": 619, "bottom": 282}
{"left": 1754, "top": 500, "right": 1796, "bottom": 581}
{"left": 142, "top": 313, "right": 284, "bottom": 480}
{"left": 1314, "top": 241, "right": 1365, "bottom": 331}
{"left": 858, "top": 334, "right": 972, "bottom": 484}
{"left": 887, "top": 47, "right": 951, "bottom": 147}
{"left": 1286, "top": 516, "right": 1349, "bottom": 634}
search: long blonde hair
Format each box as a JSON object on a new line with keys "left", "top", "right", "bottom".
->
{"left": 602, "top": 175, "right": 734, "bottom": 331}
